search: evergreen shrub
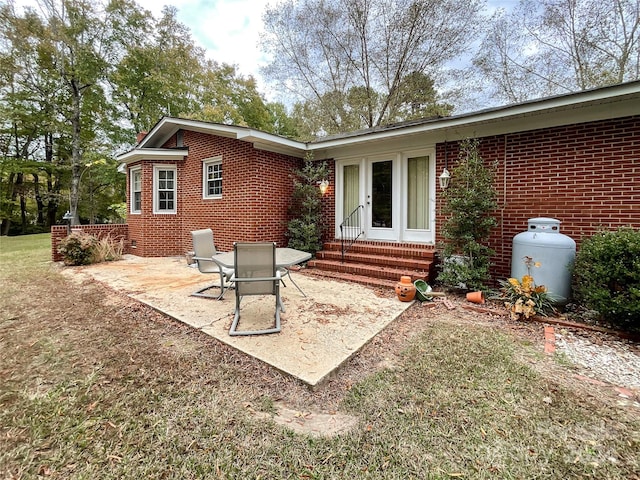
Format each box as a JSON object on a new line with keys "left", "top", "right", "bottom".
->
{"left": 572, "top": 227, "right": 640, "bottom": 332}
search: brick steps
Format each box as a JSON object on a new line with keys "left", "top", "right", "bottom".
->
{"left": 303, "top": 269, "right": 399, "bottom": 289}
{"left": 306, "top": 240, "right": 437, "bottom": 287}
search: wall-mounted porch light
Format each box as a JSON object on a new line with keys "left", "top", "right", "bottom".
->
{"left": 439, "top": 140, "right": 451, "bottom": 190}
{"left": 439, "top": 168, "right": 451, "bottom": 190}
{"left": 318, "top": 179, "right": 330, "bottom": 195}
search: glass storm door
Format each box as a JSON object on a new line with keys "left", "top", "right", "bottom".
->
{"left": 367, "top": 159, "right": 396, "bottom": 240}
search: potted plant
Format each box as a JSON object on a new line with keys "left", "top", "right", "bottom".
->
{"left": 499, "top": 256, "right": 557, "bottom": 320}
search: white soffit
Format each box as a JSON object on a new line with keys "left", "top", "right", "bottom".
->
{"left": 117, "top": 148, "right": 188, "bottom": 164}
{"left": 308, "top": 82, "right": 640, "bottom": 153}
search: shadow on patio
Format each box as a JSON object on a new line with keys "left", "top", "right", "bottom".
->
{"left": 61, "top": 255, "right": 412, "bottom": 387}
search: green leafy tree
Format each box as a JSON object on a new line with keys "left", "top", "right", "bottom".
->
{"left": 286, "top": 153, "right": 329, "bottom": 253}
{"left": 439, "top": 139, "right": 498, "bottom": 291}
{"left": 107, "top": 4, "right": 204, "bottom": 138}
{"left": 265, "top": 102, "right": 298, "bottom": 138}
{"left": 0, "top": 2, "right": 68, "bottom": 234}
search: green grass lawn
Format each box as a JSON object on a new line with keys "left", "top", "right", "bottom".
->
{"left": 1, "top": 234, "right": 638, "bottom": 479}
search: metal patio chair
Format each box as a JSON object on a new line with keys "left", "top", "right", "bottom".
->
{"left": 278, "top": 266, "right": 307, "bottom": 297}
{"left": 229, "top": 242, "right": 284, "bottom": 336}
{"left": 191, "top": 228, "right": 234, "bottom": 300}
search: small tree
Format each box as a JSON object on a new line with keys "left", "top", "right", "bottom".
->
{"left": 286, "top": 153, "right": 329, "bottom": 253}
{"left": 439, "top": 139, "right": 498, "bottom": 291}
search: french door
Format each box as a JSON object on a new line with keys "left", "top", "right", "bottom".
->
{"left": 335, "top": 149, "right": 435, "bottom": 243}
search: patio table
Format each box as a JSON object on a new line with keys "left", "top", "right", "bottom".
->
{"left": 211, "top": 247, "right": 312, "bottom": 297}
{"left": 212, "top": 247, "right": 312, "bottom": 270}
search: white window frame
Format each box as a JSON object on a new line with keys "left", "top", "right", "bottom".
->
{"left": 153, "top": 164, "right": 177, "bottom": 214}
{"left": 202, "top": 156, "right": 223, "bottom": 199}
{"left": 130, "top": 166, "right": 142, "bottom": 214}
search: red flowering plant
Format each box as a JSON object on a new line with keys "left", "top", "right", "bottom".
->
{"left": 499, "top": 256, "right": 557, "bottom": 320}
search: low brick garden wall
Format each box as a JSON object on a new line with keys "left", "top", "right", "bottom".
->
{"left": 51, "top": 224, "right": 130, "bottom": 262}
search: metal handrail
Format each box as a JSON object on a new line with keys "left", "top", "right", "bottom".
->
{"left": 339, "top": 205, "right": 364, "bottom": 263}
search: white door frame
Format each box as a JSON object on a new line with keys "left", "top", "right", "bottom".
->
{"left": 365, "top": 154, "right": 400, "bottom": 241}
{"left": 334, "top": 149, "right": 435, "bottom": 244}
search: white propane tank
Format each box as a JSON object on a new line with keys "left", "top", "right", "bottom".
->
{"left": 511, "top": 218, "right": 576, "bottom": 305}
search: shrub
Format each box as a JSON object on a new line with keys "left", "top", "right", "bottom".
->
{"left": 286, "top": 152, "right": 329, "bottom": 254}
{"left": 572, "top": 227, "right": 640, "bottom": 332}
{"left": 57, "top": 231, "right": 98, "bottom": 265}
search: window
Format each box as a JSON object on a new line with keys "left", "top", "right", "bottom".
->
{"left": 203, "top": 157, "right": 222, "bottom": 198}
{"left": 153, "top": 165, "right": 177, "bottom": 214}
{"left": 407, "top": 155, "right": 429, "bottom": 229}
{"left": 130, "top": 167, "right": 142, "bottom": 214}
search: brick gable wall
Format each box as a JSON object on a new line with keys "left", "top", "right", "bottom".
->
{"left": 435, "top": 115, "right": 640, "bottom": 282}
{"left": 124, "top": 131, "right": 303, "bottom": 257}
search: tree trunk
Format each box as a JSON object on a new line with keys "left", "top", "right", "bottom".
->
{"left": 34, "top": 173, "right": 45, "bottom": 226}
{"left": 45, "top": 132, "right": 59, "bottom": 228}
{"left": 69, "top": 85, "right": 82, "bottom": 226}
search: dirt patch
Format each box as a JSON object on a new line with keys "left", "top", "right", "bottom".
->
{"left": 250, "top": 402, "right": 359, "bottom": 437}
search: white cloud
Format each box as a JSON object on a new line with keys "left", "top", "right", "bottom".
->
{"left": 136, "top": 0, "right": 268, "bottom": 81}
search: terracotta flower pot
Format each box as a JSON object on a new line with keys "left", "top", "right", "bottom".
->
{"left": 395, "top": 276, "right": 416, "bottom": 302}
{"left": 466, "top": 291, "right": 485, "bottom": 304}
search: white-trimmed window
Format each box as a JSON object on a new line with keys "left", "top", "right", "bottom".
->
{"left": 202, "top": 156, "right": 222, "bottom": 198}
{"left": 153, "top": 165, "right": 177, "bottom": 214}
{"left": 130, "top": 166, "right": 142, "bottom": 214}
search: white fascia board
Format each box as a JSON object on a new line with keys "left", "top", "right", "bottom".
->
{"left": 139, "top": 117, "right": 308, "bottom": 156}
{"left": 117, "top": 148, "right": 187, "bottom": 164}
{"left": 252, "top": 141, "right": 306, "bottom": 157}
{"left": 138, "top": 117, "right": 243, "bottom": 148}
{"left": 308, "top": 82, "right": 640, "bottom": 151}
{"left": 248, "top": 131, "right": 306, "bottom": 157}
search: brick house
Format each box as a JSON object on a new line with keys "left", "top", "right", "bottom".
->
{"left": 51, "top": 81, "right": 640, "bottom": 285}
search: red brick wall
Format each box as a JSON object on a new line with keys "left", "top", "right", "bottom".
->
{"left": 320, "top": 162, "right": 336, "bottom": 242}
{"left": 51, "top": 224, "right": 129, "bottom": 262}
{"left": 125, "top": 159, "right": 183, "bottom": 257}
{"left": 435, "top": 115, "right": 640, "bottom": 282}
{"left": 124, "top": 131, "right": 303, "bottom": 256}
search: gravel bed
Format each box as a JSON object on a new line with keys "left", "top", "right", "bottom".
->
{"left": 555, "top": 331, "right": 640, "bottom": 390}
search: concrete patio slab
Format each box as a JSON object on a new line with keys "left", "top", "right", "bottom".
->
{"left": 61, "top": 255, "right": 412, "bottom": 387}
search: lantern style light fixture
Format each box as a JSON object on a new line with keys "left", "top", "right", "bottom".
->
{"left": 439, "top": 140, "right": 451, "bottom": 190}
{"left": 439, "top": 168, "right": 451, "bottom": 190}
{"left": 318, "top": 179, "right": 330, "bottom": 195}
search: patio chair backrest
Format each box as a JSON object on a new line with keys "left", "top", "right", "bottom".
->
{"left": 191, "top": 228, "right": 220, "bottom": 274}
{"left": 234, "top": 242, "right": 277, "bottom": 296}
